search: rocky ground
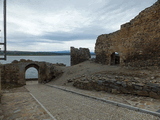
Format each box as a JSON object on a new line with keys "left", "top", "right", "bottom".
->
{"left": 52, "top": 61, "right": 160, "bottom": 95}
{"left": 52, "top": 60, "right": 160, "bottom": 86}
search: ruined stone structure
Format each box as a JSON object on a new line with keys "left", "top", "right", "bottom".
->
{"left": 73, "top": 73, "right": 160, "bottom": 99}
{"left": 0, "top": 59, "right": 63, "bottom": 85}
{"left": 95, "top": 0, "right": 160, "bottom": 67}
{"left": 71, "top": 47, "right": 91, "bottom": 66}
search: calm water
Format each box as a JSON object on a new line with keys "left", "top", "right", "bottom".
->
{"left": 0, "top": 55, "right": 95, "bottom": 78}
{"left": 0, "top": 55, "right": 71, "bottom": 66}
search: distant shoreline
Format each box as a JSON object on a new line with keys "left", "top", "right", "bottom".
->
{"left": 0, "top": 51, "right": 95, "bottom": 56}
{"left": 6, "top": 54, "right": 95, "bottom": 56}
{"left": 6, "top": 55, "right": 69, "bottom": 56}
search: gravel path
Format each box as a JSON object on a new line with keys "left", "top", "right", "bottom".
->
{"left": 25, "top": 82, "right": 160, "bottom": 120}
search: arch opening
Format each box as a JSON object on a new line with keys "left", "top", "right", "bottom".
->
{"left": 25, "top": 67, "right": 38, "bottom": 80}
{"left": 111, "top": 52, "right": 120, "bottom": 65}
{"left": 25, "top": 64, "right": 39, "bottom": 82}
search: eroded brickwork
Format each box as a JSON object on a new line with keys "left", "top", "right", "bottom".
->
{"left": 95, "top": 0, "right": 160, "bottom": 67}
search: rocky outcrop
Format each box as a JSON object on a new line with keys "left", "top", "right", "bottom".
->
{"left": 71, "top": 47, "right": 91, "bottom": 66}
{"left": 95, "top": 0, "right": 160, "bottom": 67}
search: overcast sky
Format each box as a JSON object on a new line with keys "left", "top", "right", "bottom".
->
{"left": 0, "top": 0, "right": 157, "bottom": 52}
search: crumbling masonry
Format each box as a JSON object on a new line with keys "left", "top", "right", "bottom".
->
{"left": 0, "top": 59, "right": 63, "bottom": 85}
{"left": 95, "top": 0, "right": 160, "bottom": 67}
{"left": 71, "top": 47, "right": 91, "bottom": 66}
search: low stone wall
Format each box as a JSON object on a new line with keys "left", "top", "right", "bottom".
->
{"left": 73, "top": 75, "right": 160, "bottom": 99}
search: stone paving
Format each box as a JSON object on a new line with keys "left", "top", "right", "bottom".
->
{"left": 0, "top": 81, "right": 160, "bottom": 120}
{"left": 0, "top": 86, "right": 52, "bottom": 120}
{"left": 50, "top": 83, "right": 160, "bottom": 112}
{"left": 25, "top": 81, "right": 160, "bottom": 120}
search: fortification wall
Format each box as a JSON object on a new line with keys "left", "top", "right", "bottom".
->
{"left": 95, "top": 0, "right": 160, "bottom": 67}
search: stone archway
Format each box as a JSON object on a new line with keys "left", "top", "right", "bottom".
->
{"left": 111, "top": 52, "right": 120, "bottom": 65}
{"left": 1, "top": 60, "right": 63, "bottom": 85}
{"left": 25, "top": 64, "right": 40, "bottom": 82}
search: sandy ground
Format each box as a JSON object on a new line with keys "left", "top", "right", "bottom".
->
{"left": 51, "top": 60, "right": 160, "bottom": 86}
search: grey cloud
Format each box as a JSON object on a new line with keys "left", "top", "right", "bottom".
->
{"left": 41, "top": 25, "right": 109, "bottom": 41}
{"left": 2, "top": 0, "right": 157, "bottom": 51}
{"left": 97, "top": 0, "right": 157, "bottom": 16}
{"left": 41, "top": 31, "right": 96, "bottom": 41}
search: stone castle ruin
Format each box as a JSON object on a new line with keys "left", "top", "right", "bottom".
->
{"left": 95, "top": 0, "right": 160, "bottom": 67}
{"left": 1, "top": 1, "right": 160, "bottom": 101}
{"left": 71, "top": 47, "right": 91, "bottom": 66}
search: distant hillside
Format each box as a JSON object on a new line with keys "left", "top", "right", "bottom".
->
{"left": 0, "top": 51, "right": 95, "bottom": 56}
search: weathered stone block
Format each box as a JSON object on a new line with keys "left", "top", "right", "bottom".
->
{"left": 111, "top": 89, "right": 118, "bottom": 94}
{"left": 116, "top": 81, "right": 122, "bottom": 85}
{"left": 149, "top": 91, "right": 160, "bottom": 99}
{"left": 134, "top": 83, "right": 144, "bottom": 90}
{"left": 121, "top": 81, "right": 127, "bottom": 87}
{"left": 136, "top": 91, "right": 149, "bottom": 96}
{"left": 121, "top": 87, "right": 130, "bottom": 93}
{"left": 97, "top": 80, "right": 104, "bottom": 85}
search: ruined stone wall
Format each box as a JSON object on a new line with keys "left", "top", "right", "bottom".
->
{"left": 71, "top": 47, "right": 91, "bottom": 66}
{"left": 73, "top": 74, "right": 160, "bottom": 99}
{"left": 1, "top": 64, "right": 20, "bottom": 84}
{"left": 95, "top": 0, "right": 160, "bottom": 67}
{"left": 0, "top": 59, "right": 63, "bottom": 85}
{"left": 73, "top": 79, "right": 160, "bottom": 99}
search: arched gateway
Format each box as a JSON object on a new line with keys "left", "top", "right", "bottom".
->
{"left": 110, "top": 52, "right": 120, "bottom": 65}
{"left": 1, "top": 60, "right": 63, "bottom": 85}
{"left": 25, "top": 63, "right": 39, "bottom": 81}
